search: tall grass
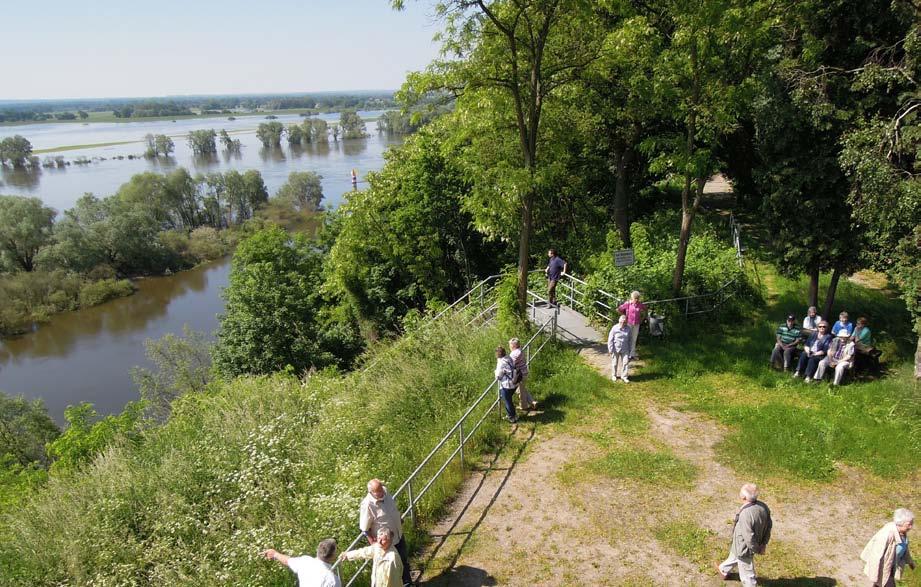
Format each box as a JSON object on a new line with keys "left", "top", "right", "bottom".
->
{"left": 0, "top": 314, "right": 561, "bottom": 586}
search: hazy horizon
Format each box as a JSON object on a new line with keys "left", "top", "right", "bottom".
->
{"left": 0, "top": 89, "right": 397, "bottom": 106}
{"left": 2, "top": 0, "right": 441, "bottom": 101}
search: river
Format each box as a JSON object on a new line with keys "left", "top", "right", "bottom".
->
{"left": 0, "top": 113, "right": 401, "bottom": 424}
{"left": 0, "top": 110, "right": 398, "bottom": 212}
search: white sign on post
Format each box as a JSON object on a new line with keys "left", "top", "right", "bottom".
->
{"left": 614, "top": 248, "right": 635, "bottom": 267}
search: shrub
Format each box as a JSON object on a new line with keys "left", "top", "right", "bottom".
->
{"left": 187, "top": 227, "right": 227, "bottom": 261}
{"left": 585, "top": 211, "right": 760, "bottom": 325}
{"left": 77, "top": 278, "right": 134, "bottom": 307}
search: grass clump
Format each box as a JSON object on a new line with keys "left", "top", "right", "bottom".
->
{"left": 654, "top": 520, "right": 721, "bottom": 572}
{"left": 0, "top": 314, "right": 570, "bottom": 586}
{"left": 582, "top": 448, "right": 697, "bottom": 487}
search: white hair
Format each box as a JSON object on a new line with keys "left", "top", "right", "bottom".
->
{"left": 508, "top": 338, "right": 520, "bottom": 348}
{"left": 631, "top": 290, "right": 641, "bottom": 301}
{"left": 894, "top": 508, "right": 915, "bottom": 526}
{"left": 740, "top": 483, "right": 759, "bottom": 502}
{"left": 377, "top": 527, "right": 395, "bottom": 540}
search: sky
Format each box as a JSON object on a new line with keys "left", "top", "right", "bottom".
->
{"left": 1, "top": 0, "right": 443, "bottom": 100}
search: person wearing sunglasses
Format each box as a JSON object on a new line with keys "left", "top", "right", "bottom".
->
{"left": 793, "top": 321, "right": 832, "bottom": 382}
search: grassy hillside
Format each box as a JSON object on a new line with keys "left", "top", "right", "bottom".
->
{"left": 0, "top": 314, "right": 556, "bottom": 586}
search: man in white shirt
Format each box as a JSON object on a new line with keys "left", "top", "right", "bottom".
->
{"left": 607, "top": 314, "right": 632, "bottom": 383}
{"left": 802, "top": 306, "right": 822, "bottom": 331}
{"left": 263, "top": 538, "right": 340, "bottom": 587}
{"left": 359, "top": 479, "right": 411, "bottom": 586}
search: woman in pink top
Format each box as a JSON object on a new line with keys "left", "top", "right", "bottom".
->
{"left": 618, "top": 291, "right": 647, "bottom": 359}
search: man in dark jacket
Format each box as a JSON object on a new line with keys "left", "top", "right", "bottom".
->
{"left": 717, "top": 483, "right": 772, "bottom": 585}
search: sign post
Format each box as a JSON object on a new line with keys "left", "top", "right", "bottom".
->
{"left": 614, "top": 248, "right": 635, "bottom": 267}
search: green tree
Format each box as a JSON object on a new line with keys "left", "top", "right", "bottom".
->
{"left": 308, "top": 117, "right": 329, "bottom": 142}
{"left": 328, "top": 123, "right": 503, "bottom": 334}
{"left": 131, "top": 327, "right": 212, "bottom": 420}
{"left": 144, "top": 134, "right": 175, "bottom": 157}
{"left": 213, "top": 226, "right": 361, "bottom": 376}
{"left": 0, "top": 195, "right": 56, "bottom": 272}
{"left": 256, "top": 121, "right": 285, "bottom": 147}
{"left": 0, "top": 394, "right": 59, "bottom": 468}
{"left": 286, "top": 124, "right": 303, "bottom": 144}
{"left": 276, "top": 171, "right": 324, "bottom": 211}
{"left": 0, "top": 135, "right": 33, "bottom": 168}
{"left": 77, "top": 110, "right": 89, "bottom": 120}
{"left": 46, "top": 402, "right": 144, "bottom": 474}
{"left": 187, "top": 129, "right": 217, "bottom": 155}
{"left": 338, "top": 110, "right": 367, "bottom": 139}
{"left": 394, "top": 0, "right": 599, "bottom": 307}
{"left": 219, "top": 129, "right": 241, "bottom": 152}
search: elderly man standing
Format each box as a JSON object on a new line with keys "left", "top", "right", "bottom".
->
{"left": 359, "top": 479, "right": 411, "bottom": 587}
{"left": 339, "top": 528, "right": 403, "bottom": 587}
{"left": 861, "top": 508, "right": 915, "bottom": 586}
{"left": 717, "top": 483, "right": 772, "bottom": 585}
{"left": 509, "top": 338, "right": 537, "bottom": 411}
{"left": 263, "top": 539, "right": 340, "bottom": 587}
{"left": 607, "top": 314, "right": 632, "bottom": 383}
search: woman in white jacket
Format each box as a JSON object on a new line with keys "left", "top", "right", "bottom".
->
{"left": 861, "top": 508, "right": 915, "bottom": 586}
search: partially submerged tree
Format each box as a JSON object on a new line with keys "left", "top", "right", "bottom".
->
{"left": 0, "top": 195, "right": 56, "bottom": 272}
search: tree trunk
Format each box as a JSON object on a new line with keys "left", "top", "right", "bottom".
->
{"left": 516, "top": 191, "right": 534, "bottom": 310}
{"left": 672, "top": 179, "right": 705, "bottom": 296}
{"left": 808, "top": 266, "right": 820, "bottom": 309}
{"left": 613, "top": 147, "right": 633, "bottom": 248}
{"left": 822, "top": 267, "right": 842, "bottom": 320}
{"left": 914, "top": 334, "right": 921, "bottom": 379}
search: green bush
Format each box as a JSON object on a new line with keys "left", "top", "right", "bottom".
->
{"left": 77, "top": 278, "right": 134, "bottom": 307}
{"left": 585, "top": 211, "right": 760, "bottom": 324}
{"left": 187, "top": 226, "right": 228, "bottom": 261}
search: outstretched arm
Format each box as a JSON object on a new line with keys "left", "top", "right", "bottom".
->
{"left": 263, "top": 548, "right": 291, "bottom": 567}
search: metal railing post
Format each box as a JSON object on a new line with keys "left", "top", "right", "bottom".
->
{"left": 458, "top": 421, "right": 465, "bottom": 470}
{"left": 407, "top": 480, "right": 416, "bottom": 528}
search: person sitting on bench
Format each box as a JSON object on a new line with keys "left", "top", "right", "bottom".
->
{"left": 815, "top": 330, "right": 856, "bottom": 385}
{"left": 794, "top": 321, "right": 832, "bottom": 382}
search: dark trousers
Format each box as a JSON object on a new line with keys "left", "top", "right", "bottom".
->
{"left": 500, "top": 387, "right": 517, "bottom": 420}
{"left": 547, "top": 279, "right": 558, "bottom": 304}
{"left": 796, "top": 352, "right": 823, "bottom": 378}
{"left": 395, "top": 535, "right": 411, "bottom": 585}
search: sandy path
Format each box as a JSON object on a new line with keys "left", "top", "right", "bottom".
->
{"left": 414, "top": 344, "right": 916, "bottom": 586}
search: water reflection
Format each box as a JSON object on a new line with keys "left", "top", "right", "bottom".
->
{"left": 259, "top": 147, "right": 287, "bottom": 162}
{"left": 192, "top": 152, "right": 220, "bottom": 168}
{"left": 1, "top": 166, "right": 42, "bottom": 190}
{"left": 304, "top": 142, "right": 332, "bottom": 157}
{"left": 0, "top": 259, "right": 229, "bottom": 423}
{"left": 342, "top": 139, "right": 369, "bottom": 157}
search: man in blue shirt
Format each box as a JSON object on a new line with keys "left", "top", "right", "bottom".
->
{"left": 831, "top": 311, "right": 855, "bottom": 336}
{"left": 544, "top": 248, "right": 568, "bottom": 307}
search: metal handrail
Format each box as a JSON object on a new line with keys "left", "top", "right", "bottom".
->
{"left": 334, "top": 293, "right": 558, "bottom": 586}
{"left": 360, "top": 275, "right": 501, "bottom": 373}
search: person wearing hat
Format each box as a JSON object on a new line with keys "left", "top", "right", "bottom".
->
{"left": 794, "top": 321, "right": 832, "bottom": 381}
{"left": 770, "top": 314, "right": 802, "bottom": 371}
{"left": 815, "top": 328, "right": 856, "bottom": 385}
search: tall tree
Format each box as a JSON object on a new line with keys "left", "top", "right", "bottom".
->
{"left": 256, "top": 122, "right": 285, "bottom": 147}
{"left": 338, "top": 110, "right": 368, "bottom": 139}
{"left": 394, "top": 0, "right": 598, "bottom": 307}
{"left": 187, "top": 129, "right": 217, "bottom": 155}
{"left": 0, "top": 195, "right": 56, "bottom": 272}
{"left": 276, "top": 171, "right": 324, "bottom": 211}
{"left": 0, "top": 135, "right": 33, "bottom": 168}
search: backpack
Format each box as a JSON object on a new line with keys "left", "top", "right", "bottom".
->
{"left": 510, "top": 365, "right": 523, "bottom": 386}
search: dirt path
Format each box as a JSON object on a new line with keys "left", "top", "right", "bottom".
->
{"left": 414, "top": 344, "right": 915, "bottom": 586}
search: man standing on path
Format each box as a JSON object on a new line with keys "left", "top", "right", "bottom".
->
{"left": 618, "top": 291, "right": 647, "bottom": 360}
{"left": 717, "top": 483, "right": 773, "bottom": 585}
{"left": 262, "top": 539, "right": 340, "bottom": 587}
{"left": 359, "top": 479, "right": 412, "bottom": 587}
{"left": 544, "top": 248, "right": 568, "bottom": 307}
{"left": 607, "top": 314, "right": 632, "bottom": 383}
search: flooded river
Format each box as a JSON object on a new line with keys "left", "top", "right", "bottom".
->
{"left": 0, "top": 113, "right": 401, "bottom": 423}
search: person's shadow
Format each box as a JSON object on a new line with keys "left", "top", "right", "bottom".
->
{"left": 758, "top": 577, "right": 837, "bottom": 586}
{"left": 422, "top": 565, "right": 497, "bottom": 586}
